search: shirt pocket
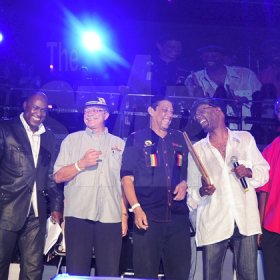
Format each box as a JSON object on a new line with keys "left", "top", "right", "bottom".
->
{"left": 109, "top": 149, "right": 122, "bottom": 171}
{"left": 143, "top": 146, "right": 160, "bottom": 168}
{"left": 173, "top": 146, "right": 184, "bottom": 168}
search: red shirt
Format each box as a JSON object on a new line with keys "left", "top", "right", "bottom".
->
{"left": 257, "top": 136, "right": 280, "bottom": 234}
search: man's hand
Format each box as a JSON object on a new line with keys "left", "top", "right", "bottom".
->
{"left": 50, "top": 211, "right": 63, "bottom": 224}
{"left": 122, "top": 213, "right": 128, "bottom": 237}
{"left": 232, "top": 165, "right": 252, "bottom": 179}
{"left": 79, "top": 149, "right": 102, "bottom": 169}
{"left": 173, "top": 180, "right": 188, "bottom": 201}
{"left": 199, "top": 176, "right": 216, "bottom": 197}
{"left": 134, "top": 207, "right": 148, "bottom": 230}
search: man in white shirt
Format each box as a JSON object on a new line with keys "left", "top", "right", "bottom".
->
{"left": 0, "top": 92, "right": 63, "bottom": 279}
{"left": 185, "top": 45, "right": 262, "bottom": 130}
{"left": 187, "top": 98, "right": 269, "bottom": 280}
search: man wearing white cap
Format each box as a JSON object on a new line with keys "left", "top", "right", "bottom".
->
{"left": 54, "top": 97, "right": 128, "bottom": 277}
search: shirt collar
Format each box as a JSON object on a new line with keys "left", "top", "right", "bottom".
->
{"left": 202, "top": 65, "right": 241, "bottom": 81}
{"left": 20, "top": 113, "right": 46, "bottom": 135}
{"left": 85, "top": 126, "right": 108, "bottom": 136}
{"left": 225, "top": 65, "right": 240, "bottom": 79}
{"left": 203, "top": 128, "right": 241, "bottom": 147}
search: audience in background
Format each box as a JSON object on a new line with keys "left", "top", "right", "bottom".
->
{"left": 258, "top": 40, "right": 280, "bottom": 97}
{"left": 185, "top": 45, "right": 262, "bottom": 130}
{"left": 150, "top": 35, "right": 189, "bottom": 96}
{"left": 251, "top": 83, "right": 278, "bottom": 144}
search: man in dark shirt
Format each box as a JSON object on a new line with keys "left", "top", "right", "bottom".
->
{"left": 151, "top": 36, "right": 188, "bottom": 96}
{"left": 121, "top": 96, "right": 191, "bottom": 279}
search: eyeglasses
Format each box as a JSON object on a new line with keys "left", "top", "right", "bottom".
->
{"left": 160, "top": 108, "right": 174, "bottom": 114}
{"left": 194, "top": 106, "right": 215, "bottom": 119}
{"left": 84, "top": 108, "right": 106, "bottom": 114}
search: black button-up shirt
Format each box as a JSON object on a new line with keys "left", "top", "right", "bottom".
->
{"left": 121, "top": 128, "right": 189, "bottom": 222}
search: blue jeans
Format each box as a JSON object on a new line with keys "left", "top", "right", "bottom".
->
{"left": 203, "top": 226, "right": 258, "bottom": 280}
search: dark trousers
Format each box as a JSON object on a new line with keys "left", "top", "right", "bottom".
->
{"left": 0, "top": 209, "right": 45, "bottom": 280}
{"left": 64, "top": 217, "right": 122, "bottom": 277}
{"left": 262, "top": 228, "right": 280, "bottom": 280}
{"left": 132, "top": 214, "right": 191, "bottom": 280}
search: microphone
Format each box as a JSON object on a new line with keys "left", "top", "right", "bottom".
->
{"left": 230, "top": 156, "right": 249, "bottom": 192}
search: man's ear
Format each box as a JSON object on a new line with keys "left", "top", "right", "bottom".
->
{"left": 104, "top": 111, "right": 110, "bottom": 121}
{"left": 148, "top": 106, "right": 154, "bottom": 117}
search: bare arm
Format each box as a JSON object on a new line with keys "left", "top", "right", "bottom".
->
{"left": 258, "top": 191, "right": 268, "bottom": 246}
{"left": 54, "top": 149, "right": 101, "bottom": 183}
{"left": 258, "top": 191, "right": 268, "bottom": 228}
{"left": 121, "top": 175, "right": 148, "bottom": 230}
{"left": 121, "top": 195, "right": 128, "bottom": 237}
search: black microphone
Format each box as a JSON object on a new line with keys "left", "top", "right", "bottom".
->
{"left": 230, "top": 156, "right": 249, "bottom": 192}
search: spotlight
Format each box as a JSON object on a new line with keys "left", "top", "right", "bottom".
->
{"left": 0, "top": 32, "right": 3, "bottom": 43}
{"left": 82, "top": 31, "right": 103, "bottom": 52}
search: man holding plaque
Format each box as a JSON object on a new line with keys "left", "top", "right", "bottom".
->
{"left": 187, "top": 98, "right": 269, "bottom": 280}
{"left": 121, "top": 96, "right": 191, "bottom": 279}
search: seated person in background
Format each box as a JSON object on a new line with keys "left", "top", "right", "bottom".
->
{"left": 185, "top": 45, "right": 262, "bottom": 130}
{"left": 251, "top": 83, "right": 278, "bottom": 144}
{"left": 258, "top": 39, "right": 280, "bottom": 97}
{"left": 150, "top": 34, "right": 189, "bottom": 96}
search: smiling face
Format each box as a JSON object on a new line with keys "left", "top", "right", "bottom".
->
{"left": 83, "top": 106, "right": 109, "bottom": 132}
{"left": 23, "top": 93, "right": 48, "bottom": 132}
{"left": 149, "top": 100, "right": 174, "bottom": 134}
{"left": 200, "top": 51, "right": 225, "bottom": 69}
{"left": 194, "top": 104, "right": 222, "bottom": 132}
{"left": 157, "top": 40, "right": 182, "bottom": 63}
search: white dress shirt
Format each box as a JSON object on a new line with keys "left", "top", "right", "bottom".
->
{"left": 187, "top": 129, "right": 269, "bottom": 246}
{"left": 185, "top": 66, "right": 262, "bottom": 130}
{"left": 20, "top": 113, "right": 46, "bottom": 217}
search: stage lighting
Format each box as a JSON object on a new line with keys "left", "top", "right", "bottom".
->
{"left": 82, "top": 31, "right": 103, "bottom": 52}
{"left": 0, "top": 32, "right": 3, "bottom": 43}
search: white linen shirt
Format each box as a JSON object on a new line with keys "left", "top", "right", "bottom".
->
{"left": 185, "top": 66, "right": 262, "bottom": 130}
{"left": 187, "top": 129, "right": 269, "bottom": 246}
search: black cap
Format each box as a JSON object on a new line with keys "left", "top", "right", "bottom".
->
{"left": 190, "top": 98, "right": 227, "bottom": 118}
{"left": 197, "top": 45, "right": 227, "bottom": 55}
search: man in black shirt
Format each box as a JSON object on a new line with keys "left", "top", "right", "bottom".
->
{"left": 151, "top": 36, "right": 188, "bottom": 96}
{"left": 121, "top": 96, "right": 191, "bottom": 279}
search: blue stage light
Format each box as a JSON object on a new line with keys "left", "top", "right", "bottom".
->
{"left": 82, "top": 31, "right": 103, "bottom": 52}
{"left": 0, "top": 32, "right": 3, "bottom": 43}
